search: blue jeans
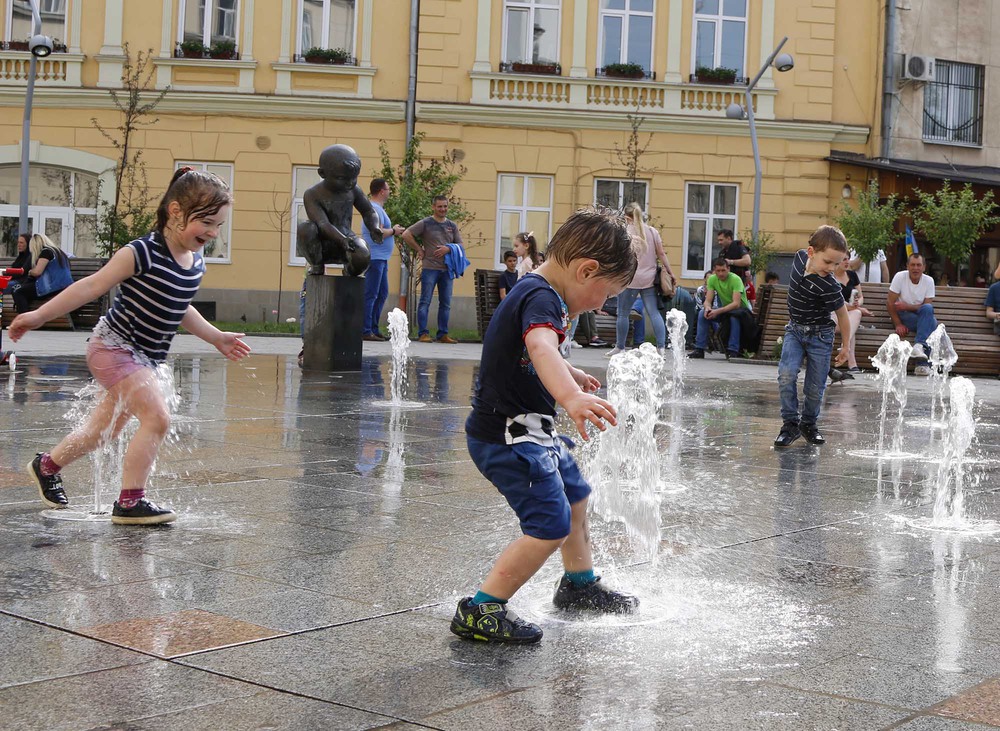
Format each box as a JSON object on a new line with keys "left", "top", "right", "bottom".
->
{"left": 777, "top": 323, "right": 835, "bottom": 427}
{"left": 897, "top": 304, "right": 938, "bottom": 350}
{"left": 615, "top": 287, "right": 665, "bottom": 348}
{"left": 695, "top": 309, "right": 743, "bottom": 352}
{"left": 363, "top": 259, "right": 390, "bottom": 335}
{"left": 417, "top": 268, "right": 453, "bottom": 337}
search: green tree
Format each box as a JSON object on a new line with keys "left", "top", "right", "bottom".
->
{"left": 91, "top": 44, "right": 168, "bottom": 257}
{"left": 376, "top": 133, "right": 474, "bottom": 315}
{"left": 911, "top": 180, "right": 999, "bottom": 266}
{"left": 740, "top": 228, "right": 777, "bottom": 280}
{"left": 833, "top": 180, "right": 904, "bottom": 265}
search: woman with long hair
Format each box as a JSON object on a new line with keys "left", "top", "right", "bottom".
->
{"left": 11, "top": 233, "right": 73, "bottom": 313}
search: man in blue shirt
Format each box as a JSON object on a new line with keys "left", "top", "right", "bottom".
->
{"left": 361, "top": 179, "right": 404, "bottom": 341}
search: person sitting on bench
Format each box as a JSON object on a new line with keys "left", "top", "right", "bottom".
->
{"left": 12, "top": 234, "right": 73, "bottom": 313}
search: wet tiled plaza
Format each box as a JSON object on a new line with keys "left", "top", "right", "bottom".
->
{"left": 2, "top": 346, "right": 1000, "bottom": 730}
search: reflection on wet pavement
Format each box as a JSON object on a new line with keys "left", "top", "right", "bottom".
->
{"left": 2, "top": 353, "right": 1000, "bottom": 729}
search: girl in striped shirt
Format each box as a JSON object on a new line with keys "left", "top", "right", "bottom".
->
{"left": 10, "top": 168, "right": 251, "bottom": 525}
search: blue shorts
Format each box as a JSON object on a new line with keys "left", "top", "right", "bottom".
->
{"left": 466, "top": 436, "right": 592, "bottom": 540}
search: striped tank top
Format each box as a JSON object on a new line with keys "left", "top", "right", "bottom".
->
{"left": 99, "top": 232, "right": 205, "bottom": 364}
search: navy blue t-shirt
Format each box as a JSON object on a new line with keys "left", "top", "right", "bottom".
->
{"left": 985, "top": 281, "right": 1000, "bottom": 311}
{"left": 466, "top": 273, "right": 568, "bottom": 446}
{"left": 498, "top": 269, "right": 518, "bottom": 296}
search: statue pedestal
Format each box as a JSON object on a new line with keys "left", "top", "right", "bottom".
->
{"left": 303, "top": 274, "right": 363, "bottom": 371}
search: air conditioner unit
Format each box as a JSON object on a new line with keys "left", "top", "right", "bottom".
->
{"left": 902, "top": 54, "right": 935, "bottom": 82}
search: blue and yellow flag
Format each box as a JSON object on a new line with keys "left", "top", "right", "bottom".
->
{"left": 905, "top": 226, "right": 919, "bottom": 257}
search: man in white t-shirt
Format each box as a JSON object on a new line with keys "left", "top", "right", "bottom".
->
{"left": 887, "top": 252, "right": 938, "bottom": 375}
{"left": 848, "top": 249, "right": 889, "bottom": 284}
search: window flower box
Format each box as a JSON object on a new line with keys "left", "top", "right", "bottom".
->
{"left": 601, "top": 62, "right": 647, "bottom": 80}
{"left": 177, "top": 41, "right": 207, "bottom": 59}
{"left": 504, "top": 61, "right": 561, "bottom": 76}
{"left": 301, "top": 47, "right": 354, "bottom": 65}
{"left": 209, "top": 40, "right": 238, "bottom": 60}
{"left": 694, "top": 66, "right": 738, "bottom": 84}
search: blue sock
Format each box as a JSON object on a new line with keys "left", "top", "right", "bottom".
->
{"left": 471, "top": 590, "right": 506, "bottom": 606}
{"left": 564, "top": 569, "right": 596, "bottom": 587}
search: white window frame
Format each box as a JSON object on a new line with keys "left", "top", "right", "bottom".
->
{"left": 296, "top": 0, "right": 358, "bottom": 56}
{"left": 501, "top": 0, "right": 561, "bottom": 65}
{"left": 174, "top": 161, "right": 234, "bottom": 264}
{"left": 6, "top": 0, "right": 67, "bottom": 41}
{"left": 598, "top": 0, "right": 655, "bottom": 74}
{"left": 290, "top": 165, "right": 323, "bottom": 268}
{"left": 682, "top": 181, "right": 738, "bottom": 279}
{"left": 593, "top": 178, "right": 649, "bottom": 211}
{"left": 691, "top": 0, "right": 748, "bottom": 79}
{"left": 178, "top": 0, "right": 241, "bottom": 48}
{"left": 494, "top": 173, "right": 554, "bottom": 269}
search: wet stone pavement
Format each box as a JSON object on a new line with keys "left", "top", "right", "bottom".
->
{"left": 2, "top": 352, "right": 1000, "bottom": 730}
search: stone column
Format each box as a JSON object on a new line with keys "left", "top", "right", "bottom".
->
{"left": 303, "top": 274, "right": 365, "bottom": 371}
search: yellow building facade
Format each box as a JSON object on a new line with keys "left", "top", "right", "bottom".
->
{"left": 0, "top": 0, "right": 882, "bottom": 327}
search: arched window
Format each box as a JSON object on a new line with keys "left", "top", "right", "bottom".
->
{"left": 0, "top": 166, "right": 99, "bottom": 257}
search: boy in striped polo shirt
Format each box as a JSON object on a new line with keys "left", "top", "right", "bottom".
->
{"left": 774, "top": 225, "right": 850, "bottom": 448}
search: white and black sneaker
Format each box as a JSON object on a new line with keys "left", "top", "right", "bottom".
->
{"left": 27, "top": 454, "right": 68, "bottom": 508}
{"left": 111, "top": 499, "right": 177, "bottom": 525}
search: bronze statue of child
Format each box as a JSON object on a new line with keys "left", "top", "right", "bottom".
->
{"left": 297, "top": 144, "right": 382, "bottom": 276}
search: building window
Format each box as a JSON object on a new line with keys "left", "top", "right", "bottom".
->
{"left": 683, "top": 182, "right": 737, "bottom": 277}
{"left": 599, "top": 0, "right": 653, "bottom": 75}
{"left": 594, "top": 179, "right": 648, "bottom": 211}
{"left": 298, "top": 0, "right": 356, "bottom": 56}
{"left": 0, "top": 165, "right": 97, "bottom": 257}
{"left": 692, "top": 0, "right": 746, "bottom": 79}
{"left": 7, "top": 0, "right": 66, "bottom": 44}
{"left": 180, "top": 0, "right": 239, "bottom": 47}
{"left": 923, "top": 60, "right": 985, "bottom": 147}
{"left": 290, "top": 166, "right": 321, "bottom": 266}
{"left": 174, "top": 162, "right": 234, "bottom": 262}
{"left": 495, "top": 174, "right": 552, "bottom": 268}
{"left": 503, "top": 0, "right": 560, "bottom": 65}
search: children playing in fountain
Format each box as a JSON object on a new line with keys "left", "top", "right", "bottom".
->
{"left": 774, "top": 225, "right": 850, "bottom": 448}
{"left": 10, "top": 168, "right": 251, "bottom": 525}
{"left": 456, "top": 208, "right": 640, "bottom": 644}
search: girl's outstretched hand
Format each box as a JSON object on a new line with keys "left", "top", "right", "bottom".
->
{"left": 215, "top": 332, "right": 252, "bottom": 361}
{"left": 7, "top": 312, "right": 43, "bottom": 342}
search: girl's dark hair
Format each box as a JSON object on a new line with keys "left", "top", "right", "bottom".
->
{"left": 545, "top": 207, "right": 638, "bottom": 285}
{"left": 156, "top": 167, "right": 233, "bottom": 233}
{"left": 516, "top": 231, "right": 540, "bottom": 266}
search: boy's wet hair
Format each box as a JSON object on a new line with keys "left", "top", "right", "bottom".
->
{"left": 808, "top": 224, "right": 848, "bottom": 253}
{"left": 156, "top": 167, "right": 233, "bottom": 233}
{"left": 545, "top": 207, "right": 637, "bottom": 285}
{"left": 501, "top": 249, "right": 516, "bottom": 261}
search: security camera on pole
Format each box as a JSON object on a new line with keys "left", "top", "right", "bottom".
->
{"left": 724, "top": 37, "right": 795, "bottom": 242}
{"left": 19, "top": 0, "right": 55, "bottom": 235}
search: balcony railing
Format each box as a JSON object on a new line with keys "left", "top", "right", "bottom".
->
{"left": 470, "top": 70, "right": 775, "bottom": 119}
{"left": 0, "top": 50, "right": 83, "bottom": 86}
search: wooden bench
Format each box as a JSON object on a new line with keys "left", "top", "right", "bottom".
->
{"left": 474, "top": 268, "right": 637, "bottom": 345}
{"left": 757, "top": 283, "right": 1000, "bottom": 376}
{"left": 1, "top": 257, "right": 109, "bottom": 331}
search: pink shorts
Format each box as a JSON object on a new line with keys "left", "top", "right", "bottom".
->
{"left": 86, "top": 338, "right": 148, "bottom": 389}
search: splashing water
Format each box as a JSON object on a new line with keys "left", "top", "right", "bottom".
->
{"left": 925, "top": 324, "right": 958, "bottom": 426}
{"left": 664, "top": 308, "right": 688, "bottom": 399}
{"left": 870, "top": 333, "right": 912, "bottom": 457}
{"left": 44, "top": 364, "right": 182, "bottom": 522}
{"left": 931, "top": 377, "right": 975, "bottom": 527}
{"left": 585, "top": 343, "right": 666, "bottom": 563}
{"left": 387, "top": 308, "right": 410, "bottom": 406}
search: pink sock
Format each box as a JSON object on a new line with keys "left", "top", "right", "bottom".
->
{"left": 118, "top": 489, "right": 144, "bottom": 508}
{"left": 39, "top": 453, "right": 61, "bottom": 476}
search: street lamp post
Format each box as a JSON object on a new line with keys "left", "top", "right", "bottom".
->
{"left": 726, "top": 37, "right": 795, "bottom": 241}
{"left": 19, "top": 0, "right": 54, "bottom": 235}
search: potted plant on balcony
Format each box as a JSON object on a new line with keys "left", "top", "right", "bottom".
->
{"left": 209, "top": 39, "right": 237, "bottom": 59}
{"left": 178, "top": 40, "right": 207, "bottom": 59}
{"left": 52, "top": 40, "right": 68, "bottom": 53}
{"left": 4, "top": 40, "right": 30, "bottom": 51}
{"left": 603, "top": 62, "right": 645, "bottom": 80}
{"left": 303, "top": 47, "right": 352, "bottom": 65}
{"left": 695, "top": 66, "right": 737, "bottom": 84}
{"left": 510, "top": 60, "right": 560, "bottom": 75}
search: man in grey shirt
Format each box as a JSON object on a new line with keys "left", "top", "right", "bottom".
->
{"left": 402, "top": 195, "right": 463, "bottom": 343}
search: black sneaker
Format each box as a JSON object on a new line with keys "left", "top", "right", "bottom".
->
{"left": 552, "top": 576, "right": 638, "bottom": 614}
{"left": 450, "top": 598, "right": 542, "bottom": 643}
{"left": 800, "top": 424, "right": 825, "bottom": 446}
{"left": 688, "top": 348, "right": 705, "bottom": 359}
{"left": 773, "top": 422, "right": 801, "bottom": 448}
{"left": 27, "top": 454, "right": 68, "bottom": 508}
{"left": 726, "top": 350, "right": 740, "bottom": 360}
{"left": 111, "top": 499, "right": 177, "bottom": 525}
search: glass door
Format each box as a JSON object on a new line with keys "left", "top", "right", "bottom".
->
{"left": 36, "top": 209, "right": 71, "bottom": 254}
{"left": 0, "top": 205, "right": 29, "bottom": 258}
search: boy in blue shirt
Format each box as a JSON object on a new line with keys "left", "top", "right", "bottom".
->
{"left": 498, "top": 249, "right": 518, "bottom": 300}
{"left": 456, "top": 208, "right": 640, "bottom": 644}
{"left": 775, "top": 225, "right": 850, "bottom": 448}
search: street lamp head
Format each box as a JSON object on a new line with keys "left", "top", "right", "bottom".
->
{"left": 725, "top": 102, "right": 746, "bottom": 120}
{"left": 773, "top": 53, "right": 794, "bottom": 72}
{"left": 29, "top": 34, "right": 53, "bottom": 57}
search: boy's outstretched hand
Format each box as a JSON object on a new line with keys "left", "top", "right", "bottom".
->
{"left": 569, "top": 365, "right": 601, "bottom": 393}
{"left": 564, "top": 391, "right": 617, "bottom": 441}
{"left": 215, "top": 332, "right": 252, "bottom": 361}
